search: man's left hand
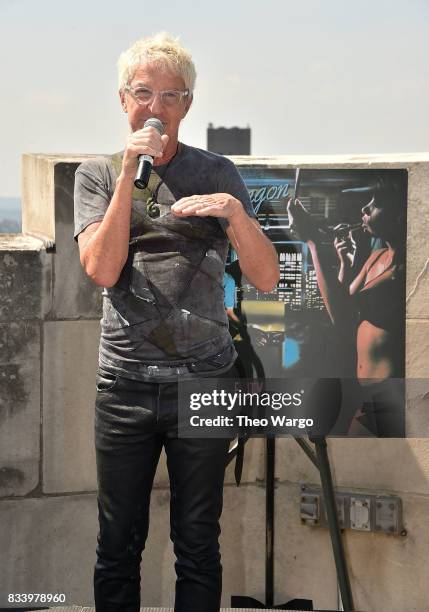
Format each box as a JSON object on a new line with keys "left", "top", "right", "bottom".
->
{"left": 171, "top": 193, "right": 243, "bottom": 220}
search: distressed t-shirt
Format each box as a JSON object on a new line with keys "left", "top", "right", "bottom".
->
{"left": 74, "top": 143, "right": 256, "bottom": 382}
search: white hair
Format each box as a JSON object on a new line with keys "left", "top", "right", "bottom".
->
{"left": 117, "top": 32, "right": 197, "bottom": 93}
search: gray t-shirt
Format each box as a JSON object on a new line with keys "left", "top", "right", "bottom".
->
{"left": 74, "top": 143, "right": 256, "bottom": 382}
{"left": 74, "top": 143, "right": 255, "bottom": 239}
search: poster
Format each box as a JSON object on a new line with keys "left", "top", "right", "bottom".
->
{"left": 225, "top": 168, "right": 408, "bottom": 437}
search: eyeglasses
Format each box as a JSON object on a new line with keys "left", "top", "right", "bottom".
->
{"left": 124, "top": 84, "right": 190, "bottom": 108}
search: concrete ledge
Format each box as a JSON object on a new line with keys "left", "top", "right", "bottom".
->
{"left": 406, "top": 320, "right": 429, "bottom": 378}
{"left": 52, "top": 162, "right": 103, "bottom": 319}
{"left": 0, "top": 321, "right": 41, "bottom": 497}
{"left": 275, "top": 437, "right": 429, "bottom": 496}
{"left": 0, "top": 233, "right": 48, "bottom": 251}
{"left": 0, "top": 494, "right": 98, "bottom": 607}
{"left": 0, "top": 238, "right": 52, "bottom": 321}
{"left": 22, "top": 154, "right": 101, "bottom": 241}
{"left": 5, "top": 151, "right": 428, "bottom": 612}
{"left": 43, "top": 321, "right": 99, "bottom": 494}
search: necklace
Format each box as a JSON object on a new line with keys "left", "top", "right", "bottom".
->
{"left": 146, "top": 143, "right": 180, "bottom": 218}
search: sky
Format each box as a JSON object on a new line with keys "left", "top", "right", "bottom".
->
{"left": 0, "top": 0, "right": 428, "bottom": 197}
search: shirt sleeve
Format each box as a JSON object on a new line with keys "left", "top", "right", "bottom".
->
{"left": 216, "top": 157, "right": 257, "bottom": 231}
{"left": 73, "top": 159, "right": 112, "bottom": 242}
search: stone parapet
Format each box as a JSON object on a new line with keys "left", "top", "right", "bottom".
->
{"left": 0, "top": 152, "right": 428, "bottom": 611}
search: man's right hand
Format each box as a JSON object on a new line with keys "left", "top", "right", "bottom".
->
{"left": 122, "top": 126, "right": 169, "bottom": 177}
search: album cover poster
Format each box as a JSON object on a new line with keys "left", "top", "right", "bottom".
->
{"left": 225, "top": 168, "right": 408, "bottom": 437}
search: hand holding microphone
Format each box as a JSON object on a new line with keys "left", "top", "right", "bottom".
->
{"left": 134, "top": 118, "right": 165, "bottom": 189}
{"left": 122, "top": 118, "right": 169, "bottom": 187}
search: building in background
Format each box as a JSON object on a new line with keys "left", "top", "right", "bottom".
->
{"left": 0, "top": 197, "right": 21, "bottom": 233}
{"left": 207, "top": 123, "right": 251, "bottom": 155}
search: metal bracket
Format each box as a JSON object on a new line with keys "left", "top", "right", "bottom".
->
{"left": 300, "top": 484, "right": 405, "bottom": 536}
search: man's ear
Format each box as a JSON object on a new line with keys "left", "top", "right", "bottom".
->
{"left": 119, "top": 89, "right": 127, "bottom": 113}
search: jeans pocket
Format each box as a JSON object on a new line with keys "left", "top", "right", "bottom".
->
{"left": 96, "top": 370, "right": 118, "bottom": 392}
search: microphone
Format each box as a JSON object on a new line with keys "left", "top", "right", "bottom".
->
{"left": 134, "top": 118, "right": 165, "bottom": 190}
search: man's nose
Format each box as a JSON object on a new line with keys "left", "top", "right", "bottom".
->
{"left": 148, "top": 92, "right": 163, "bottom": 114}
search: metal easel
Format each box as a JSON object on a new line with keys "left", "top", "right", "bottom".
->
{"left": 228, "top": 432, "right": 355, "bottom": 611}
{"left": 226, "top": 168, "right": 356, "bottom": 610}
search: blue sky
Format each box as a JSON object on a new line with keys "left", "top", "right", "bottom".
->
{"left": 1, "top": 0, "right": 428, "bottom": 196}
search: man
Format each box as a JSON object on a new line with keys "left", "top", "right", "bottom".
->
{"left": 74, "top": 32, "right": 279, "bottom": 612}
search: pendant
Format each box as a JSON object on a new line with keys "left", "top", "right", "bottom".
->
{"left": 146, "top": 196, "right": 160, "bottom": 218}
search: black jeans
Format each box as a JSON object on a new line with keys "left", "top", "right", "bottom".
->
{"left": 94, "top": 365, "right": 237, "bottom": 612}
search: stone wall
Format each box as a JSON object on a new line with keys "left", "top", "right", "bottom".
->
{"left": 0, "top": 153, "right": 428, "bottom": 611}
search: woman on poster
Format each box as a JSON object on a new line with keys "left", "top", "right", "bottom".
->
{"left": 287, "top": 183, "right": 406, "bottom": 437}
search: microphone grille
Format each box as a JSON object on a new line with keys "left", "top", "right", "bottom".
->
{"left": 144, "top": 117, "right": 164, "bottom": 134}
